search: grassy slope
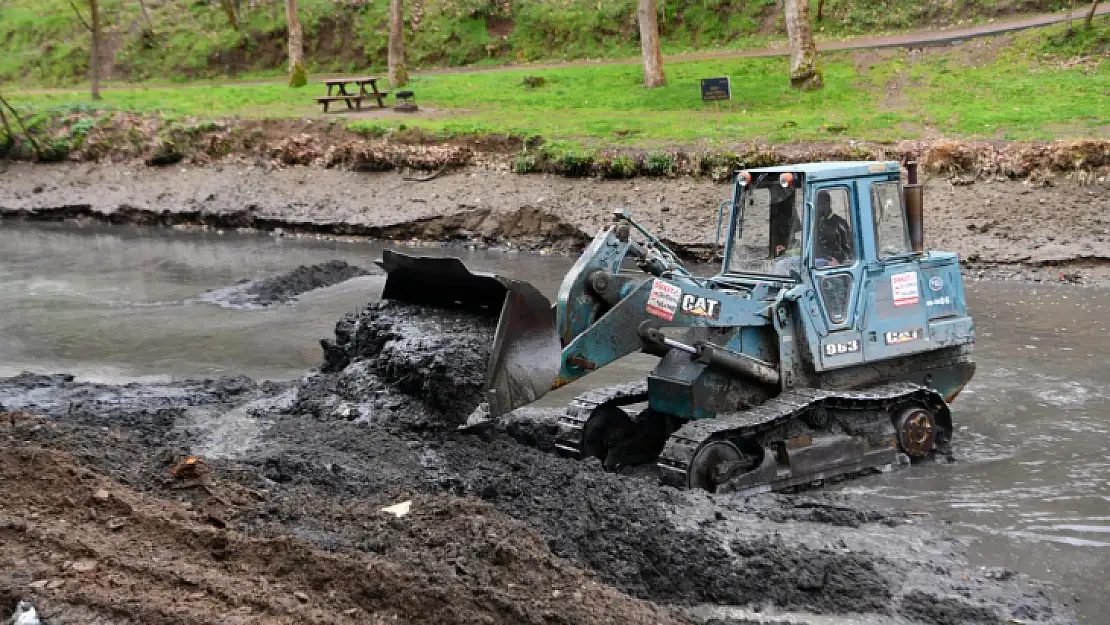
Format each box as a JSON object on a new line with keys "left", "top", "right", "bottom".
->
{"left": 10, "top": 22, "right": 1107, "bottom": 149}
{"left": 0, "top": 0, "right": 1073, "bottom": 85}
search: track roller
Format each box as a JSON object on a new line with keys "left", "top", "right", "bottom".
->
{"left": 894, "top": 405, "right": 937, "bottom": 459}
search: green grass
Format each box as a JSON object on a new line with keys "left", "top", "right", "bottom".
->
{"left": 0, "top": 0, "right": 1077, "bottom": 86}
{"left": 7, "top": 22, "right": 1108, "bottom": 149}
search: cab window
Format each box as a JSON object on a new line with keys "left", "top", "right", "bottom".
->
{"left": 728, "top": 179, "right": 804, "bottom": 278}
{"left": 871, "top": 181, "right": 911, "bottom": 258}
{"left": 812, "top": 188, "right": 855, "bottom": 268}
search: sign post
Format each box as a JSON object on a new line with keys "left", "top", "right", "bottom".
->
{"left": 700, "top": 77, "right": 731, "bottom": 131}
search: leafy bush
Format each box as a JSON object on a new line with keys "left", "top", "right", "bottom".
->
{"left": 513, "top": 151, "right": 538, "bottom": 173}
{"left": 645, "top": 151, "right": 675, "bottom": 176}
{"left": 606, "top": 155, "right": 638, "bottom": 178}
{"left": 558, "top": 150, "right": 595, "bottom": 176}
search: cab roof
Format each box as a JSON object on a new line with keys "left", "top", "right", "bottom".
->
{"left": 741, "top": 161, "right": 902, "bottom": 182}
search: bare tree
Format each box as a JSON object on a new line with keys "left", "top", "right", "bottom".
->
{"left": 1086, "top": 0, "right": 1101, "bottom": 28}
{"left": 637, "top": 0, "right": 666, "bottom": 88}
{"left": 285, "top": 0, "right": 306, "bottom": 87}
{"left": 220, "top": 0, "right": 245, "bottom": 38}
{"left": 388, "top": 0, "right": 408, "bottom": 87}
{"left": 68, "top": 0, "right": 102, "bottom": 99}
{"left": 784, "top": 0, "right": 822, "bottom": 91}
{"left": 136, "top": 0, "right": 154, "bottom": 35}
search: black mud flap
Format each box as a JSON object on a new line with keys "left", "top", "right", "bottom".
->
{"left": 375, "top": 250, "right": 563, "bottom": 418}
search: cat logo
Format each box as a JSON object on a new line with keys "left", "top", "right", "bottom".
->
{"left": 884, "top": 328, "right": 923, "bottom": 345}
{"left": 680, "top": 294, "right": 721, "bottom": 319}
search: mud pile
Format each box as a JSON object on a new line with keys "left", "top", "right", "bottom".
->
{"left": 200, "top": 260, "right": 372, "bottom": 308}
{"left": 310, "top": 300, "right": 496, "bottom": 424}
{"left": 0, "top": 300, "right": 1075, "bottom": 625}
{"left": 0, "top": 442, "right": 677, "bottom": 625}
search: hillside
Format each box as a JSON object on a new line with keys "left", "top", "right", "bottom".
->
{"left": 0, "top": 0, "right": 1074, "bottom": 85}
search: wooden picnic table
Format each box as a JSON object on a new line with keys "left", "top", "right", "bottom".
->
{"left": 315, "top": 76, "right": 390, "bottom": 113}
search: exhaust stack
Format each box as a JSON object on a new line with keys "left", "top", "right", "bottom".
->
{"left": 903, "top": 156, "right": 924, "bottom": 252}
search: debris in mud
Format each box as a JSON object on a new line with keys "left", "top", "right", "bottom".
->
{"left": 200, "top": 260, "right": 372, "bottom": 308}
{"left": 380, "top": 500, "right": 412, "bottom": 517}
{"left": 169, "top": 456, "right": 208, "bottom": 479}
{"left": 8, "top": 601, "right": 40, "bottom": 625}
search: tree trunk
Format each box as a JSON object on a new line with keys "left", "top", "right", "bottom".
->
{"left": 817, "top": 0, "right": 824, "bottom": 21}
{"left": 1066, "top": 0, "right": 1074, "bottom": 35}
{"left": 637, "top": 0, "right": 666, "bottom": 88}
{"left": 784, "top": 0, "right": 822, "bottom": 91}
{"left": 284, "top": 0, "right": 306, "bottom": 87}
{"left": 388, "top": 0, "right": 408, "bottom": 88}
{"left": 89, "top": 0, "right": 101, "bottom": 100}
{"left": 136, "top": 0, "right": 154, "bottom": 35}
{"left": 1086, "top": 0, "right": 1101, "bottom": 28}
{"left": 0, "top": 99, "right": 15, "bottom": 154}
{"left": 220, "top": 0, "right": 244, "bottom": 37}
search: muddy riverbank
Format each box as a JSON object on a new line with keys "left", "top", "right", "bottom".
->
{"left": 0, "top": 297, "right": 1076, "bottom": 625}
{"left": 2, "top": 162, "right": 1109, "bottom": 284}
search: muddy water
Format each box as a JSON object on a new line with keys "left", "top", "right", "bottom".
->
{"left": 832, "top": 282, "right": 1110, "bottom": 620}
{"left": 1, "top": 222, "right": 1107, "bottom": 623}
{"left": 0, "top": 222, "right": 571, "bottom": 382}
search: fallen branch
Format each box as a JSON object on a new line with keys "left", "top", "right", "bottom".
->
{"left": 0, "top": 99, "right": 13, "bottom": 169}
{"left": 0, "top": 94, "right": 41, "bottom": 160}
{"left": 67, "top": 0, "right": 92, "bottom": 31}
{"left": 401, "top": 164, "right": 449, "bottom": 182}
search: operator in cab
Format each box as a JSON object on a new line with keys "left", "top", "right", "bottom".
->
{"left": 814, "top": 190, "right": 853, "bottom": 268}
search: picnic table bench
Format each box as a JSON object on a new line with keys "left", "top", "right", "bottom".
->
{"left": 315, "top": 76, "right": 390, "bottom": 112}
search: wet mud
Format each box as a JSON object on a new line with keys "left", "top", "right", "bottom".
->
{"left": 2, "top": 162, "right": 1108, "bottom": 284}
{"left": 0, "top": 300, "right": 1075, "bottom": 625}
{"left": 200, "top": 260, "right": 372, "bottom": 308}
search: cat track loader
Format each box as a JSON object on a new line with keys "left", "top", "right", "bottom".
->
{"left": 376, "top": 159, "right": 975, "bottom": 493}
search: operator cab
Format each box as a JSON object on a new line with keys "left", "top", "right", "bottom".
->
{"left": 720, "top": 161, "right": 913, "bottom": 284}
{"left": 718, "top": 160, "right": 972, "bottom": 377}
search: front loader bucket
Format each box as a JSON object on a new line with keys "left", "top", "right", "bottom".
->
{"left": 375, "top": 250, "right": 562, "bottom": 418}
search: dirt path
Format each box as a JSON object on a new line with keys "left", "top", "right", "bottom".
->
{"left": 2, "top": 162, "right": 1108, "bottom": 284}
{"left": 11, "top": 5, "right": 1108, "bottom": 95}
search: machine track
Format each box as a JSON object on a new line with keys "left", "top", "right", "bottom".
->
{"left": 554, "top": 380, "right": 650, "bottom": 459}
{"left": 658, "top": 382, "right": 950, "bottom": 494}
{"left": 556, "top": 380, "right": 951, "bottom": 494}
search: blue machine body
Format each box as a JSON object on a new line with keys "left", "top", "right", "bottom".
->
{"left": 550, "top": 161, "right": 975, "bottom": 422}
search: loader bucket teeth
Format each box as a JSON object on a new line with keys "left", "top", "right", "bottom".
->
{"left": 376, "top": 250, "right": 562, "bottom": 418}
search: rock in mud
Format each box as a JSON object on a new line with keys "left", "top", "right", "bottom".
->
{"left": 201, "top": 260, "right": 372, "bottom": 308}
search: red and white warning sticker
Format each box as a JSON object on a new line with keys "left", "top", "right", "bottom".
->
{"left": 646, "top": 279, "right": 681, "bottom": 321}
{"left": 891, "top": 271, "right": 920, "bottom": 307}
